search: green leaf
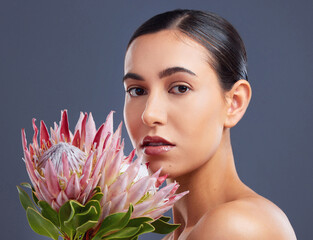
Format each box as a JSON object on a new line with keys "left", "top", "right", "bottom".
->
{"left": 159, "top": 216, "right": 171, "bottom": 222}
{"left": 76, "top": 220, "right": 98, "bottom": 236}
{"left": 126, "top": 217, "right": 154, "bottom": 227}
{"left": 32, "top": 191, "right": 39, "bottom": 205}
{"left": 17, "top": 186, "right": 36, "bottom": 211}
{"left": 135, "top": 222, "right": 155, "bottom": 235}
{"left": 151, "top": 218, "right": 180, "bottom": 234}
{"left": 26, "top": 207, "right": 60, "bottom": 240}
{"left": 60, "top": 200, "right": 101, "bottom": 239}
{"left": 60, "top": 200, "right": 87, "bottom": 239}
{"left": 38, "top": 201, "right": 60, "bottom": 227}
{"left": 116, "top": 223, "right": 155, "bottom": 240}
{"left": 90, "top": 192, "right": 104, "bottom": 202}
{"left": 20, "top": 182, "right": 40, "bottom": 205}
{"left": 93, "top": 186, "right": 102, "bottom": 194}
{"left": 59, "top": 201, "right": 74, "bottom": 238}
{"left": 65, "top": 205, "right": 98, "bottom": 230}
{"left": 104, "top": 226, "right": 141, "bottom": 239}
{"left": 84, "top": 200, "right": 101, "bottom": 218}
{"left": 92, "top": 204, "right": 133, "bottom": 240}
{"left": 66, "top": 200, "right": 100, "bottom": 226}
{"left": 21, "top": 182, "right": 32, "bottom": 189}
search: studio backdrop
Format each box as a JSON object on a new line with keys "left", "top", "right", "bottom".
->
{"left": 1, "top": 0, "right": 312, "bottom": 239}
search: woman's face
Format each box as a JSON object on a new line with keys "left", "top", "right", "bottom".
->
{"left": 123, "top": 30, "right": 229, "bottom": 178}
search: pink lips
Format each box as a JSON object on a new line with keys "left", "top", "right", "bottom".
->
{"left": 141, "top": 136, "right": 175, "bottom": 155}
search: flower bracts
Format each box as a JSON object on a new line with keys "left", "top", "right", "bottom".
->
{"left": 18, "top": 110, "right": 188, "bottom": 240}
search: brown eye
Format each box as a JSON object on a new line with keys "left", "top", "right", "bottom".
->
{"left": 127, "top": 87, "right": 147, "bottom": 97}
{"left": 170, "top": 85, "right": 190, "bottom": 94}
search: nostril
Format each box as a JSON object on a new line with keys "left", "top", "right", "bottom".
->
{"left": 141, "top": 109, "right": 166, "bottom": 126}
{"left": 141, "top": 95, "right": 167, "bottom": 126}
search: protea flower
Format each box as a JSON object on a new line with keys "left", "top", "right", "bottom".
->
{"left": 18, "top": 110, "right": 188, "bottom": 240}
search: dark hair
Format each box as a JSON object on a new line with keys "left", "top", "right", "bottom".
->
{"left": 127, "top": 9, "right": 248, "bottom": 91}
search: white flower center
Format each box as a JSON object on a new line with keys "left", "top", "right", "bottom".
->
{"left": 38, "top": 142, "right": 86, "bottom": 175}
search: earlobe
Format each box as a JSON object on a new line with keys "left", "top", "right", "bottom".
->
{"left": 224, "top": 80, "right": 252, "bottom": 128}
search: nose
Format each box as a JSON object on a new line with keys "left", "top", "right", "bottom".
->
{"left": 141, "top": 93, "right": 167, "bottom": 127}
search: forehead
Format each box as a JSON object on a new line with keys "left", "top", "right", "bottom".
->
{"left": 124, "top": 30, "right": 210, "bottom": 74}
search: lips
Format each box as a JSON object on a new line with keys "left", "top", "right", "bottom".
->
{"left": 141, "top": 136, "right": 175, "bottom": 156}
{"left": 141, "top": 136, "right": 175, "bottom": 147}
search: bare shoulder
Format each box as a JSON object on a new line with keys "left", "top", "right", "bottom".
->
{"left": 188, "top": 196, "right": 297, "bottom": 240}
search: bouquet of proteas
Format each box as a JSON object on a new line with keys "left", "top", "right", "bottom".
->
{"left": 17, "top": 110, "right": 188, "bottom": 240}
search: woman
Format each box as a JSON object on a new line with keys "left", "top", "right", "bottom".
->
{"left": 122, "top": 9, "right": 297, "bottom": 239}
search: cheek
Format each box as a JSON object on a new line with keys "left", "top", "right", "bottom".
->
{"left": 172, "top": 90, "right": 225, "bottom": 168}
{"left": 124, "top": 104, "right": 137, "bottom": 129}
{"left": 123, "top": 100, "right": 142, "bottom": 148}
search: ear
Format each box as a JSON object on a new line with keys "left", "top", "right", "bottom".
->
{"left": 224, "top": 80, "right": 252, "bottom": 128}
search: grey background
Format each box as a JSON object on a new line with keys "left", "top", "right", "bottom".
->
{"left": 1, "top": 0, "right": 312, "bottom": 239}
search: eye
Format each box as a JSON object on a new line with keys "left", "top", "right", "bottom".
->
{"left": 126, "top": 87, "right": 147, "bottom": 97}
{"left": 169, "top": 85, "right": 190, "bottom": 94}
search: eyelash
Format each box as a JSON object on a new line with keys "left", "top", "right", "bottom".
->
{"left": 126, "top": 85, "right": 191, "bottom": 97}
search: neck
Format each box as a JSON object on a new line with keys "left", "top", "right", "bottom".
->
{"left": 167, "top": 128, "right": 249, "bottom": 232}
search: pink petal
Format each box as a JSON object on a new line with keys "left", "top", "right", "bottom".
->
{"left": 91, "top": 151, "right": 106, "bottom": 179}
{"left": 100, "top": 185, "right": 108, "bottom": 207}
{"left": 106, "top": 142, "right": 124, "bottom": 185}
{"left": 110, "top": 121, "right": 122, "bottom": 151}
{"left": 80, "top": 182, "right": 93, "bottom": 204}
{"left": 60, "top": 110, "right": 70, "bottom": 142}
{"left": 80, "top": 113, "right": 88, "bottom": 150}
{"left": 72, "top": 130, "right": 80, "bottom": 148}
{"left": 85, "top": 113, "right": 97, "bottom": 153}
{"left": 165, "top": 191, "right": 189, "bottom": 205}
{"left": 91, "top": 174, "right": 101, "bottom": 192}
{"left": 21, "top": 129, "right": 28, "bottom": 151}
{"left": 45, "top": 159, "right": 61, "bottom": 198}
{"left": 145, "top": 205, "right": 173, "bottom": 219}
{"left": 103, "top": 143, "right": 116, "bottom": 172}
{"left": 128, "top": 176, "right": 156, "bottom": 204}
{"left": 32, "top": 118, "right": 39, "bottom": 149}
{"left": 29, "top": 144, "right": 35, "bottom": 159}
{"left": 98, "top": 172, "right": 106, "bottom": 191}
{"left": 50, "top": 127, "right": 57, "bottom": 142}
{"left": 24, "top": 150, "right": 38, "bottom": 185}
{"left": 132, "top": 199, "right": 154, "bottom": 218}
{"left": 51, "top": 201, "right": 61, "bottom": 212}
{"left": 124, "top": 157, "right": 142, "bottom": 187}
{"left": 100, "top": 201, "right": 111, "bottom": 222}
{"left": 100, "top": 111, "right": 114, "bottom": 151}
{"left": 156, "top": 174, "right": 168, "bottom": 188}
{"left": 38, "top": 180, "right": 54, "bottom": 204}
{"left": 92, "top": 124, "right": 104, "bottom": 150}
{"left": 103, "top": 111, "right": 114, "bottom": 138}
{"left": 152, "top": 168, "right": 162, "bottom": 179}
{"left": 102, "top": 132, "right": 111, "bottom": 151}
{"left": 124, "top": 149, "right": 136, "bottom": 164}
{"left": 62, "top": 152, "right": 70, "bottom": 179}
{"left": 150, "top": 183, "right": 177, "bottom": 206}
{"left": 74, "top": 112, "right": 85, "bottom": 133}
{"left": 56, "top": 190, "right": 69, "bottom": 206}
{"left": 40, "top": 121, "right": 51, "bottom": 148}
{"left": 65, "top": 173, "right": 81, "bottom": 199}
{"left": 108, "top": 172, "right": 128, "bottom": 199}
{"left": 110, "top": 193, "right": 127, "bottom": 213}
{"left": 80, "top": 152, "right": 94, "bottom": 189}
{"left": 169, "top": 183, "right": 179, "bottom": 195}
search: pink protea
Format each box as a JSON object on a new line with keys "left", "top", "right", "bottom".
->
{"left": 21, "top": 110, "right": 188, "bottom": 220}
{"left": 21, "top": 110, "right": 117, "bottom": 211}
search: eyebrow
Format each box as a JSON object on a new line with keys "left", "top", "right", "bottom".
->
{"left": 123, "top": 66, "right": 197, "bottom": 82}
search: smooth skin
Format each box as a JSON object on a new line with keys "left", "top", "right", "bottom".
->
{"left": 123, "top": 30, "right": 297, "bottom": 240}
